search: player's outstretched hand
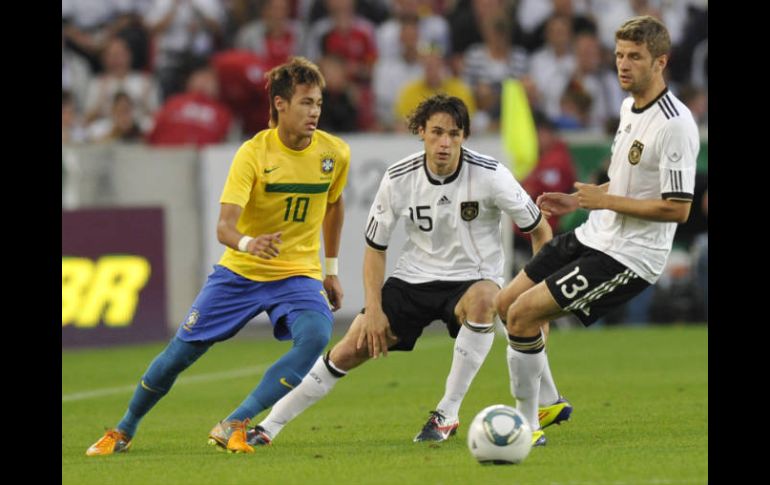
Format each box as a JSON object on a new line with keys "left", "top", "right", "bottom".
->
{"left": 356, "top": 308, "right": 394, "bottom": 359}
{"left": 573, "top": 182, "right": 607, "bottom": 210}
{"left": 248, "top": 232, "right": 283, "bottom": 259}
{"left": 323, "top": 275, "right": 344, "bottom": 311}
{"left": 536, "top": 192, "right": 579, "bottom": 218}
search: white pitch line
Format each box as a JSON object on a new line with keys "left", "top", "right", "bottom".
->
{"left": 62, "top": 365, "right": 267, "bottom": 403}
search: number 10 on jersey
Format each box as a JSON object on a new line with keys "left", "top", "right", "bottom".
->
{"left": 284, "top": 196, "right": 310, "bottom": 222}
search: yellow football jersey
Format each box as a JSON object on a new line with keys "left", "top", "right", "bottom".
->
{"left": 218, "top": 128, "right": 350, "bottom": 281}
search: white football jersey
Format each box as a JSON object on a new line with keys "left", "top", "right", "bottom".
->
{"left": 365, "top": 147, "right": 542, "bottom": 286}
{"left": 575, "top": 89, "right": 699, "bottom": 283}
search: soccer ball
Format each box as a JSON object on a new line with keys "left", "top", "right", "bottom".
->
{"left": 467, "top": 404, "right": 533, "bottom": 465}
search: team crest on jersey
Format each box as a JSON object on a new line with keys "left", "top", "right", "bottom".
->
{"left": 182, "top": 309, "right": 200, "bottom": 332}
{"left": 628, "top": 140, "right": 644, "bottom": 165}
{"left": 461, "top": 201, "right": 479, "bottom": 221}
{"left": 320, "top": 153, "right": 335, "bottom": 174}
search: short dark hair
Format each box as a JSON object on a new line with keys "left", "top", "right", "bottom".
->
{"left": 615, "top": 15, "right": 671, "bottom": 59}
{"left": 265, "top": 57, "right": 326, "bottom": 127}
{"left": 406, "top": 94, "right": 471, "bottom": 138}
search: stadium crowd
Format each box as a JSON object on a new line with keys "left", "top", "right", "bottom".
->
{"left": 62, "top": 0, "right": 707, "bottom": 146}
{"left": 62, "top": 0, "right": 708, "bottom": 325}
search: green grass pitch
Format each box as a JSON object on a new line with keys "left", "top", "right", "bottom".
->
{"left": 62, "top": 324, "right": 707, "bottom": 485}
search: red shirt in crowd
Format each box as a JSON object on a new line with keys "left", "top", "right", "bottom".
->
{"left": 147, "top": 92, "right": 232, "bottom": 147}
{"left": 517, "top": 139, "right": 577, "bottom": 236}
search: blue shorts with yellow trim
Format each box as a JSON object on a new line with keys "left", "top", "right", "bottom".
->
{"left": 176, "top": 265, "right": 333, "bottom": 343}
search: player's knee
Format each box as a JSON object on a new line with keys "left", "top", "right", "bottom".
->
{"left": 297, "top": 325, "right": 331, "bottom": 355}
{"left": 292, "top": 311, "right": 333, "bottom": 354}
{"left": 505, "top": 296, "right": 539, "bottom": 334}
{"left": 472, "top": 291, "right": 496, "bottom": 320}
{"left": 461, "top": 286, "right": 497, "bottom": 322}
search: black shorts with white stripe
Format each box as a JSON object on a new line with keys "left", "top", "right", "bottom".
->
{"left": 523, "top": 231, "right": 650, "bottom": 326}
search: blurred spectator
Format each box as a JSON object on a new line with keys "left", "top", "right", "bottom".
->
{"left": 211, "top": 50, "right": 271, "bottom": 136}
{"left": 663, "top": 1, "right": 708, "bottom": 89}
{"left": 517, "top": 0, "right": 592, "bottom": 34}
{"left": 61, "top": 0, "right": 139, "bottom": 72}
{"left": 376, "top": 0, "right": 450, "bottom": 60}
{"left": 447, "top": 0, "right": 523, "bottom": 75}
{"left": 524, "top": 0, "right": 597, "bottom": 54}
{"left": 678, "top": 84, "right": 708, "bottom": 128}
{"left": 83, "top": 37, "right": 160, "bottom": 132}
{"left": 528, "top": 15, "right": 576, "bottom": 120}
{"left": 220, "top": 0, "right": 262, "bottom": 47}
{"left": 318, "top": 55, "right": 360, "bottom": 132}
{"left": 144, "top": 0, "right": 226, "bottom": 100}
{"left": 393, "top": 44, "right": 476, "bottom": 131}
{"left": 235, "top": 0, "right": 305, "bottom": 69}
{"left": 462, "top": 16, "right": 528, "bottom": 133}
{"left": 87, "top": 92, "right": 146, "bottom": 143}
{"left": 691, "top": 188, "right": 707, "bottom": 321}
{"left": 304, "top": 0, "right": 378, "bottom": 86}
{"left": 117, "top": 1, "right": 154, "bottom": 71}
{"left": 304, "top": 0, "right": 389, "bottom": 25}
{"left": 690, "top": 38, "right": 707, "bottom": 90}
{"left": 553, "top": 80, "right": 592, "bottom": 130}
{"left": 516, "top": 0, "right": 554, "bottom": 35}
{"left": 648, "top": 248, "right": 702, "bottom": 323}
{"left": 304, "top": 0, "right": 379, "bottom": 129}
{"left": 519, "top": 111, "right": 576, "bottom": 235}
{"left": 147, "top": 61, "right": 233, "bottom": 147}
{"left": 511, "top": 110, "right": 576, "bottom": 272}
{"left": 62, "top": 33, "right": 93, "bottom": 113}
{"left": 372, "top": 15, "right": 424, "bottom": 130}
{"left": 567, "top": 32, "right": 625, "bottom": 133}
{"left": 593, "top": 0, "right": 688, "bottom": 53}
{"left": 62, "top": 90, "right": 88, "bottom": 145}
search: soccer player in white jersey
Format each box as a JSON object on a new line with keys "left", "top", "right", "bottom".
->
{"left": 495, "top": 15, "right": 699, "bottom": 446}
{"left": 242, "top": 94, "right": 553, "bottom": 446}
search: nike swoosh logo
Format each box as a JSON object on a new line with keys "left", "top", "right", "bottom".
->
{"left": 141, "top": 380, "right": 160, "bottom": 393}
{"left": 264, "top": 167, "right": 280, "bottom": 174}
{"left": 279, "top": 377, "right": 294, "bottom": 389}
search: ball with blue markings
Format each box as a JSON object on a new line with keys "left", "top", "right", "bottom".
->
{"left": 467, "top": 404, "right": 533, "bottom": 465}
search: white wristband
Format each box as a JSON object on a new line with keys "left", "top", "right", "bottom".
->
{"left": 325, "top": 257, "right": 338, "bottom": 276}
{"left": 238, "top": 236, "right": 253, "bottom": 253}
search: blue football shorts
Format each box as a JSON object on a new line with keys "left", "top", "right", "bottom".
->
{"left": 175, "top": 265, "right": 333, "bottom": 343}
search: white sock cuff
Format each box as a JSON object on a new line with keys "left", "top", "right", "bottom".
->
{"left": 322, "top": 352, "right": 347, "bottom": 377}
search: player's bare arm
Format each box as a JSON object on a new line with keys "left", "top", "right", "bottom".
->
{"left": 528, "top": 217, "right": 553, "bottom": 255}
{"left": 323, "top": 196, "right": 345, "bottom": 311}
{"left": 573, "top": 182, "right": 691, "bottom": 223}
{"left": 355, "top": 246, "right": 396, "bottom": 359}
{"left": 536, "top": 192, "right": 578, "bottom": 218}
{"left": 536, "top": 183, "right": 608, "bottom": 218}
{"left": 216, "top": 203, "right": 283, "bottom": 258}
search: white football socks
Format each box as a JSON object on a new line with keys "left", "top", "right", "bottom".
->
{"left": 538, "top": 352, "right": 560, "bottom": 406}
{"left": 259, "top": 355, "right": 343, "bottom": 439}
{"left": 436, "top": 323, "right": 494, "bottom": 421}
{"left": 506, "top": 342, "right": 546, "bottom": 431}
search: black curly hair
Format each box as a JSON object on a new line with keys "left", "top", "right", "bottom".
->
{"left": 406, "top": 94, "right": 470, "bottom": 139}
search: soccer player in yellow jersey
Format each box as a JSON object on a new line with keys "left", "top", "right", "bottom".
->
{"left": 87, "top": 57, "right": 350, "bottom": 456}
